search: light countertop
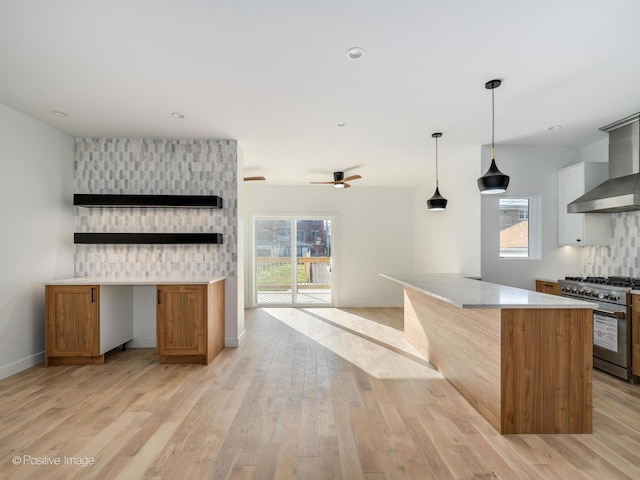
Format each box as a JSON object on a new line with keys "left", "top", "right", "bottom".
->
{"left": 44, "top": 276, "right": 225, "bottom": 286}
{"left": 381, "top": 273, "right": 597, "bottom": 309}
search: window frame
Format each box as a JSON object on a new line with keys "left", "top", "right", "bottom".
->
{"left": 498, "top": 194, "right": 542, "bottom": 260}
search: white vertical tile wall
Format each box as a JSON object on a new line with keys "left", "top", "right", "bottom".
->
{"left": 74, "top": 138, "right": 237, "bottom": 278}
{"left": 581, "top": 211, "right": 640, "bottom": 277}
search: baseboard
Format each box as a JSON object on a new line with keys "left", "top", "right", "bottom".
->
{"left": 334, "top": 302, "right": 404, "bottom": 308}
{"left": 224, "top": 329, "right": 246, "bottom": 348}
{"left": 0, "top": 351, "right": 45, "bottom": 380}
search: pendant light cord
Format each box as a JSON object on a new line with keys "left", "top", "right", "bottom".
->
{"left": 435, "top": 135, "right": 439, "bottom": 187}
{"left": 491, "top": 85, "right": 495, "bottom": 156}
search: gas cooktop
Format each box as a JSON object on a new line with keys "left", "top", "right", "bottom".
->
{"left": 563, "top": 276, "right": 640, "bottom": 288}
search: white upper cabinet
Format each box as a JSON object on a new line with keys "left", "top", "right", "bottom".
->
{"left": 557, "top": 163, "right": 611, "bottom": 246}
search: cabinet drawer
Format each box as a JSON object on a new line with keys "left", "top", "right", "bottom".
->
{"left": 535, "top": 280, "right": 560, "bottom": 296}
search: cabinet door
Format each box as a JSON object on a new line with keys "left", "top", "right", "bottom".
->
{"left": 557, "top": 164, "right": 585, "bottom": 245}
{"left": 633, "top": 295, "right": 640, "bottom": 378}
{"left": 157, "top": 285, "right": 206, "bottom": 356}
{"left": 46, "top": 285, "right": 99, "bottom": 357}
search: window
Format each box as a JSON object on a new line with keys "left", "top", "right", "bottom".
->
{"left": 499, "top": 196, "right": 541, "bottom": 259}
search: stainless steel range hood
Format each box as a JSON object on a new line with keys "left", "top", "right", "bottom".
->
{"left": 568, "top": 113, "right": 640, "bottom": 213}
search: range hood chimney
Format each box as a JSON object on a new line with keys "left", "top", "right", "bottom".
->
{"left": 568, "top": 112, "right": 640, "bottom": 213}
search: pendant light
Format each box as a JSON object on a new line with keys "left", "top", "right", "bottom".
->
{"left": 427, "top": 132, "right": 448, "bottom": 211}
{"left": 477, "top": 79, "right": 510, "bottom": 194}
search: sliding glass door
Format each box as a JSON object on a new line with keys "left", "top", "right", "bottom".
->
{"left": 254, "top": 216, "right": 333, "bottom": 306}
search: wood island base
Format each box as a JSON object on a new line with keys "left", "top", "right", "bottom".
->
{"left": 403, "top": 286, "right": 593, "bottom": 435}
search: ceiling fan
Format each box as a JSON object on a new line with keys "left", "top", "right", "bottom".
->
{"left": 243, "top": 176, "right": 265, "bottom": 181}
{"left": 310, "top": 171, "right": 362, "bottom": 189}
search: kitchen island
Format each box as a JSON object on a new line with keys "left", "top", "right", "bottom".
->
{"left": 381, "top": 273, "right": 597, "bottom": 435}
{"left": 44, "top": 276, "right": 225, "bottom": 366}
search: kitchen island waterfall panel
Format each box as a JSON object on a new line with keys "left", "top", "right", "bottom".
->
{"left": 383, "top": 273, "right": 594, "bottom": 435}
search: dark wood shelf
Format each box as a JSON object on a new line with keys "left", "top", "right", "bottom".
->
{"left": 74, "top": 233, "right": 224, "bottom": 245}
{"left": 73, "top": 194, "right": 223, "bottom": 208}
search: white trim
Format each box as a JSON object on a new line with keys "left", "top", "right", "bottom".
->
{"left": 0, "top": 351, "right": 44, "bottom": 380}
{"left": 225, "top": 329, "right": 246, "bottom": 348}
{"left": 498, "top": 194, "right": 542, "bottom": 260}
{"left": 250, "top": 213, "right": 339, "bottom": 307}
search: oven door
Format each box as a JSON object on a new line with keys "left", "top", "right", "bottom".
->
{"left": 592, "top": 304, "right": 631, "bottom": 379}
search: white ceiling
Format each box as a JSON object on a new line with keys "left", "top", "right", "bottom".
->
{"left": 1, "top": 0, "right": 640, "bottom": 186}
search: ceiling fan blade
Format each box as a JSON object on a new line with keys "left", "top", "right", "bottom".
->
{"left": 343, "top": 183, "right": 351, "bottom": 188}
{"left": 310, "top": 181, "right": 336, "bottom": 185}
{"left": 244, "top": 176, "right": 266, "bottom": 181}
{"left": 342, "top": 175, "right": 361, "bottom": 182}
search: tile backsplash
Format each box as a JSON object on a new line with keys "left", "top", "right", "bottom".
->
{"left": 581, "top": 211, "right": 640, "bottom": 277}
{"left": 74, "top": 138, "right": 237, "bottom": 278}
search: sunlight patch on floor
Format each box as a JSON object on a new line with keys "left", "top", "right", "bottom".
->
{"left": 301, "top": 307, "right": 425, "bottom": 360}
{"left": 262, "top": 307, "right": 441, "bottom": 380}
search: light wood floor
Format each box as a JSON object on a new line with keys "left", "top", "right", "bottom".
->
{"left": 2, "top": 307, "right": 640, "bottom": 479}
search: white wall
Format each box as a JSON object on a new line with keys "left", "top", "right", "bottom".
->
{"left": 480, "top": 145, "right": 584, "bottom": 290}
{"left": 413, "top": 145, "right": 482, "bottom": 276}
{"left": 0, "top": 103, "right": 75, "bottom": 379}
{"left": 244, "top": 186, "right": 414, "bottom": 307}
{"left": 580, "top": 138, "right": 608, "bottom": 164}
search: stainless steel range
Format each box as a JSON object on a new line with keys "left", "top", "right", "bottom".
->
{"left": 559, "top": 276, "right": 636, "bottom": 381}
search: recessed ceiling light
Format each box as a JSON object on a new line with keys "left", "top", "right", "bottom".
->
{"left": 337, "top": 121, "right": 346, "bottom": 127}
{"left": 51, "top": 110, "right": 69, "bottom": 117}
{"left": 346, "top": 47, "right": 365, "bottom": 60}
{"left": 171, "top": 112, "right": 185, "bottom": 119}
{"left": 548, "top": 125, "right": 562, "bottom": 131}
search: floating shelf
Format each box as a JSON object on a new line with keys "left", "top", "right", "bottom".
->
{"left": 74, "top": 233, "right": 224, "bottom": 245}
{"left": 73, "top": 194, "right": 223, "bottom": 209}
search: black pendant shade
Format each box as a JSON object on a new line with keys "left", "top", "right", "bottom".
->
{"left": 477, "top": 158, "right": 510, "bottom": 194}
{"left": 427, "top": 132, "right": 447, "bottom": 211}
{"left": 478, "top": 79, "right": 510, "bottom": 194}
{"left": 427, "top": 186, "right": 448, "bottom": 210}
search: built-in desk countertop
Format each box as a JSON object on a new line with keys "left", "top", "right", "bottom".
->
{"left": 381, "top": 272, "right": 594, "bottom": 435}
{"left": 381, "top": 273, "right": 596, "bottom": 309}
{"left": 44, "top": 276, "right": 225, "bottom": 286}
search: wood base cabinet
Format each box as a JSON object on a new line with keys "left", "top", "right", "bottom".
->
{"left": 535, "top": 280, "right": 560, "bottom": 295}
{"left": 45, "top": 285, "right": 102, "bottom": 366}
{"left": 156, "top": 281, "right": 225, "bottom": 364}
{"left": 633, "top": 294, "right": 640, "bottom": 379}
{"left": 45, "top": 279, "right": 223, "bottom": 367}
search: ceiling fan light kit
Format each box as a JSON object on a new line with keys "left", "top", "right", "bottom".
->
{"left": 477, "top": 79, "right": 510, "bottom": 194}
{"left": 310, "top": 171, "right": 362, "bottom": 189}
{"left": 427, "top": 132, "right": 448, "bottom": 211}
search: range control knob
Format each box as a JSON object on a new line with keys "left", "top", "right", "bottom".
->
{"left": 598, "top": 292, "right": 605, "bottom": 299}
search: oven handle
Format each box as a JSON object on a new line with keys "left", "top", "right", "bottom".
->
{"left": 593, "top": 309, "right": 626, "bottom": 320}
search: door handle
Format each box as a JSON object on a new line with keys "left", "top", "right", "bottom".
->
{"left": 157, "top": 289, "right": 161, "bottom": 305}
{"left": 91, "top": 287, "right": 95, "bottom": 303}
